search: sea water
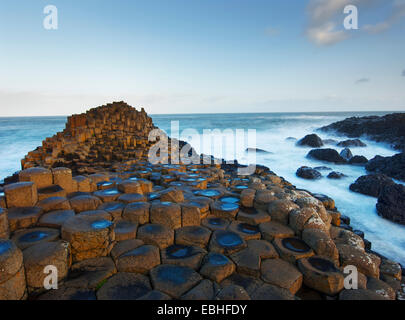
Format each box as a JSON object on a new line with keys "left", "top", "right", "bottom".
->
{"left": 1, "top": 111, "right": 404, "bottom": 265}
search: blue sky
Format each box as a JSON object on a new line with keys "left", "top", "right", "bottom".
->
{"left": 0, "top": 0, "right": 404, "bottom": 116}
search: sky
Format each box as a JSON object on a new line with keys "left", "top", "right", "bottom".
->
{"left": 0, "top": 0, "right": 404, "bottom": 116}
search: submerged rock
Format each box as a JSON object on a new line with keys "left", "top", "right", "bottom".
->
{"left": 366, "top": 153, "right": 405, "bottom": 182}
{"left": 337, "top": 139, "right": 367, "bottom": 148}
{"left": 377, "top": 183, "right": 405, "bottom": 225}
{"left": 340, "top": 148, "right": 353, "bottom": 161}
{"left": 348, "top": 155, "right": 368, "bottom": 165}
{"left": 297, "top": 134, "right": 324, "bottom": 148}
{"left": 307, "top": 149, "right": 347, "bottom": 164}
{"left": 350, "top": 174, "right": 395, "bottom": 198}
{"left": 327, "top": 172, "right": 346, "bottom": 179}
{"left": 296, "top": 167, "right": 322, "bottom": 180}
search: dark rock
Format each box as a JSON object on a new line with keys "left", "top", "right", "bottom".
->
{"left": 320, "top": 113, "right": 405, "bottom": 152}
{"left": 322, "top": 139, "right": 338, "bottom": 145}
{"left": 314, "top": 166, "right": 332, "bottom": 171}
{"left": 377, "top": 183, "right": 405, "bottom": 225}
{"left": 340, "top": 148, "right": 353, "bottom": 161}
{"left": 337, "top": 139, "right": 367, "bottom": 148}
{"left": 245, "top": 148, "right": 272, "bottom": 154}
{"left": 297, "top": 134, "right": 324, "bottom": 148}
{"left": 350, "top": 174, "right": 395, "bottom": 198}
{"left": 366, "top": 153, "right": 405, "bottom": 182}
{"left": 296, "top": 167, "right": 322, "bottom": 180}
{"left": 327, "top": 172, "right": 346, "bottom": 179}
{"left": 307, "top": 149, "right": 347, "bottom": 164}
{"left": 349, "top": 155, "right": 368, "bottom": 165}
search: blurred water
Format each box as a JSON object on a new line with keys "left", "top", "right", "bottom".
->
{"left": 0, "top": 112, "right": 404, "bottom": 264}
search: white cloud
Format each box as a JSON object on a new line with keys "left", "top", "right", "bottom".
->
{"left": 363, "top": 0, "right": 405, "bottom": 33}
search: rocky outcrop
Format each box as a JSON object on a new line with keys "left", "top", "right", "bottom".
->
{"left": 297, "top": 134, "right": 324, "bottom": 148}
{"left": 296, "top": 167, "right": 322, "bottom": 180}
{"left": 337, "top": 139, "right": 367, "bottom": 148}
{"left": 319, "top": 113, "right": 405, "bottom": 152}
{"left": 21, "top": 101, "right": 156, "bottom": 175}
{"left": 377, "top": 184, "right": 405, "bottom": 225}
{"left": 366, "top": 153, "right": 405, "bottom": 182}
{"left": 307, "top": 149, "right": 347, "bottom": 164}
{"left": 350, "top": 174, "right": 395, "bottom": 198}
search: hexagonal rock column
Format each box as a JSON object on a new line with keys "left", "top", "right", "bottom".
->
{"left": 267, "top": 200, "right": 299, "bottom": 225}
{"left": 69, "top": 195, "right": 102, "bottom": 213}
{"left": 52, "top": 167, "right": 74, "bottom": 194}
{"left": 0, "top": 208, "right": 9, "bottom": 239}
{"left": 209, "top": 230, "right": 247, "bottom": 255}
{"left": 4, "top": 182, "right": 38, "bottom": 208}
{"left": 228, "top": 221, "right": 262, "bottom": 240}
{"left": 297, "top": 256, "right": 344, "bottom": 296}
{"left": 65, "top": 257, "right": 117, "bottom": 290}
{"left": 180, "top": 203, "right": 201, "bottom": 227}
{"left": 259, "top": 221, "right": 295, "bottom": 242}
{"left": 97, "top": 272, "right": 152, "bottom": 300}
{"left": 118, "top": 193, "right": 146, "bottom": 204}
{"left": 201, "top": 216, "right": 230, "bottom": 231}
{"left": 161, "top": 244, "right": 207, "bottom": 269}
{"left": 37, "top": 185, "right": 67, "bottom": 202}
{"left": 116, "top": 244, "right": 160, "bottom": 274}
{"left": 38, "top": 210, "right": 75, "bottom": 229}
{"left": 19, "top": 167, "right": 53, "bottom": 189}
{"left": 237, "top": 206, "right": 270, "bottom": 225}
{"left": 37, "top": 196, "right": 71, "bottom": 213}
{"left": 230, "top": 240, "right": 279, "bottom": 277}
{"left": 261, "top": 258, "right": 303, "bottom": 294}
{"left": 210, "top": 201, "right": 239, "bottom": 220}
{"left": 0, "top": 240, "right": 26, "bottom": 300}
{"left": 273, "top": 237, "right": 314, "bottom": 264}
{"left": 7, "top": 206, "right": 43, "bottom": 232}
{"left": 200, "top": 253, "right": 235, "bottom": 283}
{"left": 175, "top": 226, "right": 212, "bottom": 248}
{"left": 159, "top": 188, "right": 184, "bottom": 203}
{"left": 114, "top": 220, "right": 138, "bottom": 241}
{"left": 23, "top": 240, "right": 71, "bottom": 291}
{"left": 137, "top": 224, "right": 174, "bottom": 249}
{"left": 62, "top": 215, "right": 115, "bottom": 262}
{"left": 73, "top": 176, "right": 92, "bottom": 192}
{"left": 302, "top": 228, "right": 339, "bottom": 263}
{"left": 150, "top": 202, "right": 182, "bottom": 229}
{"left": 150, "top": 264, "right": 202, "bottom": 299}
{"left": 240, "top": 188, "right": 256, "bottom": 207}
{"left": 181, "top": 279, "right": 218, "bottom": 300}
{"left": 122, "top": 202, "right": 150, "bottom": 224}
{"left": 93, "top": 189, "right": 122, "bottom": 202}
{"left": 117, "top": 180, "right": 143, "bottom": 194}
{"left": 12, "top": 227, "right": 60, "bottom": 250}
{"left": 216, "top": 284, "right": 251, "bottom": 300}
{"left": 97, "top": 202, "right": 125, "bottom": 220}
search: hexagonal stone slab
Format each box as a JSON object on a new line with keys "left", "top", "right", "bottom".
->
{"left": 216, "top": 284, "right": 250, "bottom": 300}
{"left": 38, "top": 210, "right": 75, "bottom": 228}
{"left": 37, "top": 196, "right": 71, "bottom": 213}
{"left": 66, "top": 257, "right": 117, "bottom": 289}
{"left": 137, "top": 290, "right": 172, "bottom": 300}
{"left": 61, "top": 215, "right": 115, "bottom": 262}
{"left": 110, "top": 239, "right": 144, "bottom": 261}
{"left": 137, "top": 224, "right": 174, "bottom": 249}
{"left": 7, "top": 206, "right": 43, "bottom": 232}
{"left": 114, "top": 220, "right": 138, "bottom": 241}
{"left": 38, "top": 285, "right": 96, "bottom": 300}
{"left": 259, "top": 221, "right": 295, "bottom": 242}
{"left": 116, "top": 245, "right": 160, "bottom": 274}
{"left": 98, "top": 201, "right": 126, "bottom": 220}
{"left": 201, "top": 216, "right": 230, "bottom": 231}
{"left": 237, "top": 206, "right": 270, "bottom": 225}
{"left": 93, "top": 189, "right": 122, "bottom": 202}
{"left": 23, "top": 240, "right": 70, "bottom": 289}
{"left": 161, "top": 244, "right": 206, "bottom": 269}
{"left": 97, "top": 272, "right": 152, "bottom": 300}
{"left": 19, "top": 167, "right": 52, "bottom": 189}
{"left": 175, "top": 226, "right": 211, "bottom": 248}
{"left": 297, "top": 256, "right": 344, "bottom": 296}
{"left": 37, "top": 185, "right": 67, "bottom": 201}
{"left": 118, "top": 193, "right": 146, "bottom": 204}
{"left": 4, "top": 182, "right": 37, "bottom": 208}
{"left": 181, "top": 279, "right": 218, "bottom": 300}
{"left": 230, "top": 240, "right": 278, "bottom": 277}
{"left": 150, "top": 264, "right": 202, "bottom": 299}
{"left": 78, "top": 210, "right": 112, "bottom": 221}
{"left": 150, "top": 202, "right": 182, "bottom": 229}
{"left": 250, "top": 284, "right": 296, "bottom": 300}
{"left": 200, "top": 253, "right": 236, "bottom": 283}
{"left": 209, "top": 230, "right": 247, "bottom": 255}
{"left": 228, "top": 221, "right": 261, "bottom": 240}
{"left": 12, "top": 227, "right": 60, "bottom": 250}
{"left": 0, "top": 240, "right": 24, "bottom": 289}
{"left": 273, "top": 237, "right": 314, "bottom": 264}
{"left": 261, "top": 258, "right": 303, "bottom": 294}
{"left": 210, "top": 201, "right": 240, "bottom": 220}
{"left": 122, "top": 202, "right": 150, "bottom": 224}
{"left": 0, "top": 207, "right": 9, "bottom": 239}
{"left": 69, "top": 195, "right": 102, "bottom": 213}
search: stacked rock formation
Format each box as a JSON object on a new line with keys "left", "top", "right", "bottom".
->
{"left": 0, "top": 103, "right": 403, "bottom": 301}
{"left": 21, "top": 101, "right": 156, "bottom": 175}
